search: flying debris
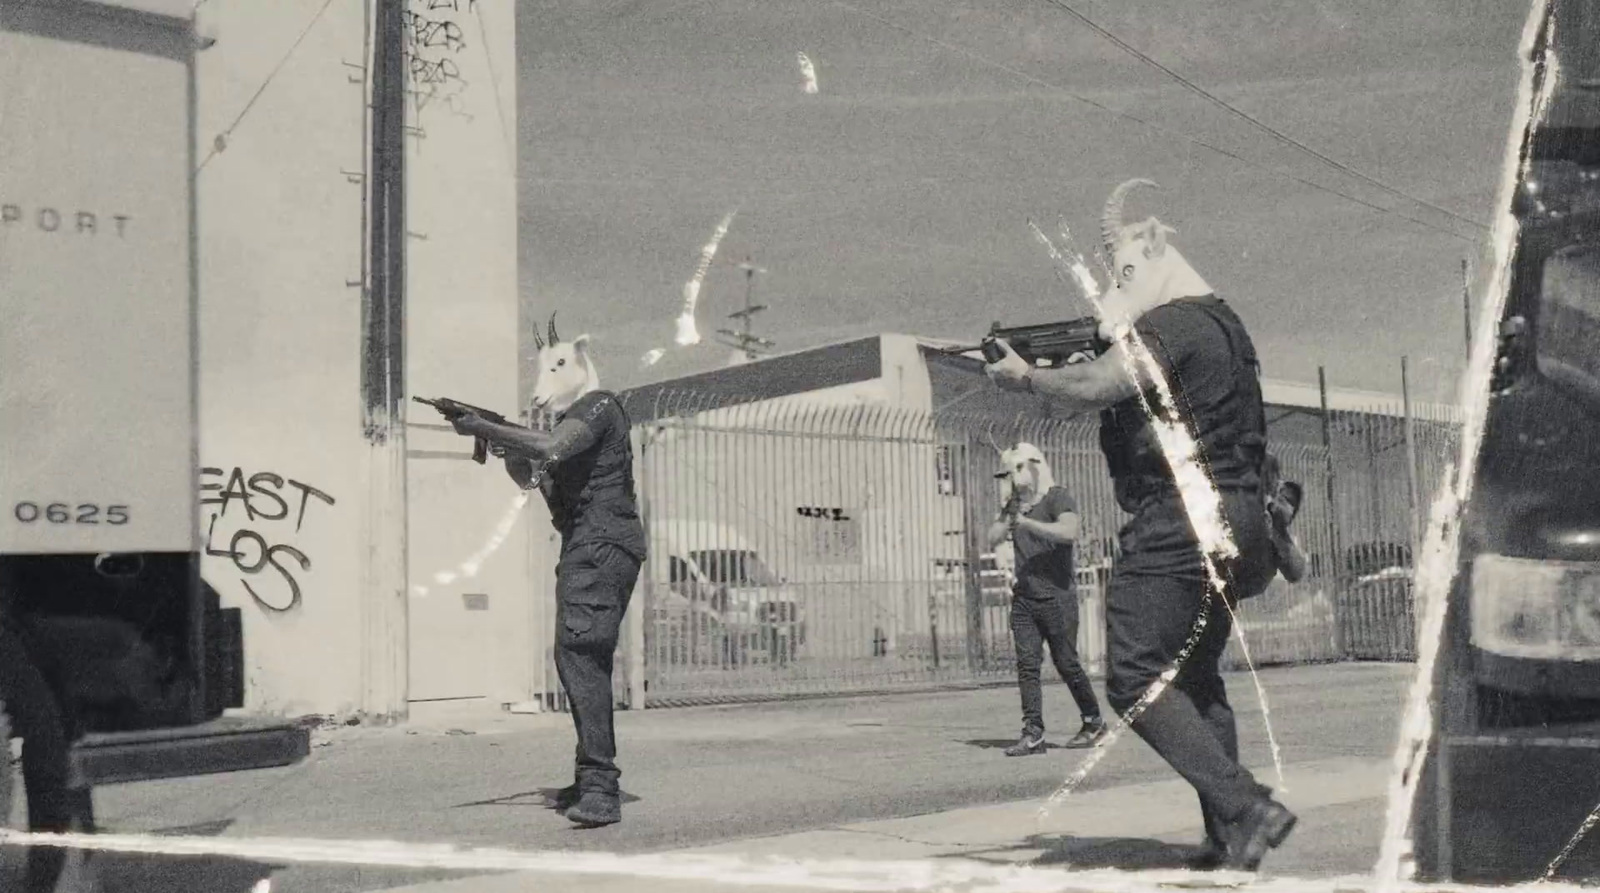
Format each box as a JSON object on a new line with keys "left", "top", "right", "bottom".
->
{"left": 675, "top": 209, "right": 738, "bottom": 346}
{"left": 797, "top": 52, "right": 819, "bottom": 94}
{"left": 641, "top": 348, "right": 666, "bottom": 366}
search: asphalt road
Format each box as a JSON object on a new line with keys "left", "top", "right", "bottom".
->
{"left": 2, "top": 662, "right": 1410, "bottom": 892}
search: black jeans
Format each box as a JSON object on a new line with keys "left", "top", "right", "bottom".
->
{"left": 1011, "top": 592, "right": 1102, "bottom": 736}
{"left": 1104, "top": 489, "right": 1277, "bottom": 831}
{"left": 554, "top": 541, "right": 642, "bottom": 797}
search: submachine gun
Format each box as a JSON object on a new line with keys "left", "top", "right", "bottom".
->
{"left": 412, "top": 396, "right": 511, "bottom": 465}
{"left": 943, "top": 316, "right": 1111, "bottom": 367}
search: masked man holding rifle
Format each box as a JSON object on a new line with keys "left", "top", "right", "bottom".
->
{"left": 985, "top": 180, "right": 1295, "bottom": 871}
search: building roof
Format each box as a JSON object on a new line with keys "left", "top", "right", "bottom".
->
{"left": 621, "top": 332, "right": 1464, "bottom": 423}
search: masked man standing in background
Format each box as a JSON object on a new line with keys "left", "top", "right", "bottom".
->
{"left": 987, "top": 443, "right": 1107, "bottom": 757}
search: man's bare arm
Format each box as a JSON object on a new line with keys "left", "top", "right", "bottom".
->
{"left": 1027, "top": 344, "right": 1148, "bottom": 413}
{"left": 1015, "top": 511, "right": 1080, "bottom": 545}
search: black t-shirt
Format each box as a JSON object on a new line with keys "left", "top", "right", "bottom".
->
{"left": 540, "top": 391, "right": 648, "bottom": 561}
{"left": 1010, "top": 486, "right": 1078, "bottom": 601}
{"left": 1098, "top": 297, "right": 1271, "bottom": 576}
{"left": 1099, "top": 295, "right": 1267, "bottom": 513}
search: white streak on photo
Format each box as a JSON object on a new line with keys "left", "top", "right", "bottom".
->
{"left": 675, "top": 209, "right": 738, "bottom": 346}
{"left": 798, "top": 51, "right": 819, "bottom": 94}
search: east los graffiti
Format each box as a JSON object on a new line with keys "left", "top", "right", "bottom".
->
{"left": 204, "top": 516, "right": 309, "bottom": 613}
{"left": 201, "top": 468, "right": 335, "bottom": 613}
{"left": 200, "top": 467, "right": 335, "bottom": 530}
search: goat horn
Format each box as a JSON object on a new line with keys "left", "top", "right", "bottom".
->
{"left": 1101, "top": 178, "right": 1159, "bottom": 255}
{"left": 532, "top": 323, "right": 544, "bottom": 350}
{"left": 548, "top": 312, "right": 560, "bottom": 346}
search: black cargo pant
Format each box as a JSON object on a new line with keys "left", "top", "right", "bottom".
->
{"left": 1011, "top": 592, "right": 1101, "bottom": 735}
{"left": 1104, "top": 490, "right": 1277, "bottom": 840}
{"left": 554, "top": 541, "right": 642, "bottom": 798}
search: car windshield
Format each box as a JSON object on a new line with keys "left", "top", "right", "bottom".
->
{"left": 689, "top": 549, "right": 781, "bottom": 587}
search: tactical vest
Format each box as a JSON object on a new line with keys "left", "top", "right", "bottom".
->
{"left": 1098, "top": 297, "right": 1268, "bottom": 515}
{"left": 546, "top": 390, "right": 647, "bottom": 560}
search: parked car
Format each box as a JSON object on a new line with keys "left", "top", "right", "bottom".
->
{"left": 647, "top": 520, "right": 804, "bottom": 666}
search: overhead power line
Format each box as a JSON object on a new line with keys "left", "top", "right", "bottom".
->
{"left": 827, "top": 0, "right": 1481, "bottom": 244}
{"left": 1037, "top": 0, "right": 1489, "bottom": 234}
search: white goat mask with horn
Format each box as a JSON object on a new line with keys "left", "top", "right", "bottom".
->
{"left": 994, "top": 442, "right": 1054, "bottom": 503}
{"left": 1095, "top": 178, "right": 1214, "bottom": 341}
{"left": 529, "top": 311, "right": 601, "bottom": 416}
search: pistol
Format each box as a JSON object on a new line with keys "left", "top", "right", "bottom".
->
{"left": 944, "top": 316, "right": 1110, "bottom": 367}
{"left": 412, "top": 396, "right": 511, "bottom": 465}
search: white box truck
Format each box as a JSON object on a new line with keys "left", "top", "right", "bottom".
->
{"left": 0, "top": 0, "right": 309, "bottom": 854}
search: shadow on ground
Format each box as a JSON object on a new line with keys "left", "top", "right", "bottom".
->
{"left": 452, "top": 786, "right": 642, "bottom": 810}
{"left": 959, "top": 738, "right": 1074, "bottom": 752}
{"left": 945, "top": 835, "right": 1213, "bottom": 871}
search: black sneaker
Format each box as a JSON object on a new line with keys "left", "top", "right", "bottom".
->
{"left": 1003, "top": 732, "right": 1047, "bottom": 757}
{"left": 565, "top": 790, "right": 622, "bottom": 828}
{"left": 1223, "top": 798, "right": 1297, "bottom": 871}
{"left": 1062, "top": 718, "right": 1107, "bottom": 749}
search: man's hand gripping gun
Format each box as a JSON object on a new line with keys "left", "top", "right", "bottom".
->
{"left": 411, "top": 396, "right": 510, "bottom": 465}
{"left": 943, "top": 317, "right": 1110, "bottom": 367}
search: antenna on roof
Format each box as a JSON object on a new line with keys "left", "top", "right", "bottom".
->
{"left": 714, "top": 253, "right": 776, "bottom": 361}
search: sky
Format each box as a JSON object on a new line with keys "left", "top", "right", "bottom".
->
{"left": 513, "top": 0, "right": 1531, "bottom": 403}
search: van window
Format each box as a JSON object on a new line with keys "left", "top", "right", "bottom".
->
{"left": 688, "top": 550, "right": 780, "bottom": 587}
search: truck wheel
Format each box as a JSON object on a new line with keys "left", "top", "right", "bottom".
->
{"left": 0, "top": 633, "right": 97, "bottom": 892}
{"left": 0, "top": 697, "right": 13, "bottom": 828}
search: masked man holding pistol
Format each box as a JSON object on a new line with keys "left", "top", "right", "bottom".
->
{"left": 449, "top": 321, "right": 646, "bottom": 829}
{"left": 985, "top": 180, "right": 1294, "bottom": 871}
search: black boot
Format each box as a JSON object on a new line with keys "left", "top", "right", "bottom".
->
{"left": 545, "top": 784, "right": 580, "bottom": 813}
{"left": 1188, "top": 835, "right": 1227, "bottom": 870}
{"left": 565, "top": 790, "right": 622, "bottom": 828}
{"left": 1223, "top": 798, "right": 1297, "bottom": 871}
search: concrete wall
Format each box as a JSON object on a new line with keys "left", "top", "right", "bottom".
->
{"left": 194, "top": 0, "right": 523, "bottom": 718}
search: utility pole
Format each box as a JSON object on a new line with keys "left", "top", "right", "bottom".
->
{"left": 359, "top": 0, "right": 410, "bottom": 723}
{"left": 716, "top": 254, "right": 776, "bottom": 361}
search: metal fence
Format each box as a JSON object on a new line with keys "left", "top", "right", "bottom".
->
{"left": 1322, "top": 402, "right": 1463, "bottom": 662}
{"left": 586, "top": 389, "right": 1463, "bottom": 707}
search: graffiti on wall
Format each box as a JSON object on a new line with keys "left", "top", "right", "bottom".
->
{"left": 201, "top": 467, "right": 336, "bottom": 614}
{"left": 402, "top": 0, "right": 475, "bottom": 120}
{"left": 795, "top": 505, "right": 861, "bottom": 564}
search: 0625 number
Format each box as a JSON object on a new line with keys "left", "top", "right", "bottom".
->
{"left": 13, "top": 502, "right": 129, "bottom": 525}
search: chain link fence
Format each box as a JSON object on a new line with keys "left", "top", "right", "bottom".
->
{"left": 582, "top": 389, "right": 1462, "bottom": 707}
